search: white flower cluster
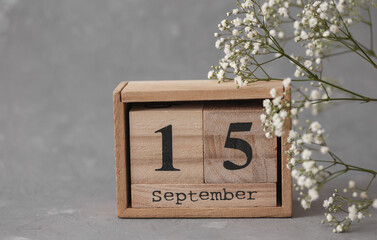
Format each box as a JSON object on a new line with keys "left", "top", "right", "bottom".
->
{"left": 261, "top": 0, "right": 292, "bottom": 24}
{"left": 287, "top": 120, "right": 329, "bottom": 208}
{"left": 322, "top": 183, "right": 377, "bottom": 233}
{"left": 290, "top": 156, "right": 326, "bottom": 209}
{"left": 292, "top": 0, "right": 357, "bottom": 77}
{"left": 208, "top": 0, "right": 296, "bottom": 87}
{"left": 262, "top": 79, "right": 331, "bottom": 209}
{"left": 260, "top": 79, "right": 291, "bottom": 138}
{"left": 208, "top": 0, "right": 366, "bottom": 89}
{"left": 209, "top": 0, "right": 364, "bottom": 86}
{"left": 209, "top": 0, "right": 377, "bottom": 233}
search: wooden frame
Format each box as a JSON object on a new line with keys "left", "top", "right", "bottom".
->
{"left": 113, "top": 80, "right": 292, "bottom": 218}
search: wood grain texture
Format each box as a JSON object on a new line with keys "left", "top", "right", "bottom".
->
{"left": 121, "top": 80, "right": 283, "bottom": 102}
{"left": 203, "top": 101, "right": 277, "bottom": 183}
{"left": 129, "top": 103, "right": 204, "bottom": 184}
{"left": 131, "top": 183, "right": 276, "bottom": 208}
{"left": 113, "top": 82, "right": 129, "bottom": 216}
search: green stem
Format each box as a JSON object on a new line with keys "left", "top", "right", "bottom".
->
{"left": 313, "top": 160, "right": 377, "bottom": 176}
{"left": 346, "top": 35, "right": 377, "bottom": 68}
{"left": 332, "top": 0, "right": 377, "bottom": 67}
{"left": 320, "top": 169, "right": 348, "bottom": 187}
{"left": 367, "top": 7, "right": 374, "bottom": 52}
{"left": 336, "top": 36, "right": 375, "bottom": 66}
{"left": 364, "top": 175, "right": 376, "bottom": 191}
{"left": 312, "top": 97, "right": 377, "bottom": 104}
{"left": 279, "top": 51, "right": 371, "bottom": 100}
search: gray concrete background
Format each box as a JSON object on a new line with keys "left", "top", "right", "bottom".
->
{"left": 0, "top": 0, "right": 377, "bottom": 239}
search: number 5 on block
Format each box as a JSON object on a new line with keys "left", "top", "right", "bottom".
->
{"left": 203, "top": 101, "right": 278, "bottom": 183}
{"left": 129, "top": 103, "right": 204, "bottom": 184}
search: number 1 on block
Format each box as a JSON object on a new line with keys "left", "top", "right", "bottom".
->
{"left": 154, "top": 125, "right": 180, "bottom": 172}
{"left": 129, "top": 103, "right": 204, "bottom": 184}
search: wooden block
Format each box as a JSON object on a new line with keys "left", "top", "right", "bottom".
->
{"left": 131, "top": 183, "right": 276, "bottom": 208}
{"left": 115, "top": 80, "right": 292, "bottom": 218}
{"left": 129, "top": 103, "right": 204, "bottom": 184}
{"left": 203, "top": 101, "right": 277, "bottom": 183}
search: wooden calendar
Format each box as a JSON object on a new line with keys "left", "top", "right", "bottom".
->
{"left": 113, "top": 80, "right": 292, "bottom": 218}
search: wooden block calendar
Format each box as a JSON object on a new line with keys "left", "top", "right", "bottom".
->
{"left": 113, "top": 80, "right": 292, "bottom": 218}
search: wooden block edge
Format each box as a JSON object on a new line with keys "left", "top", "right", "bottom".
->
{"left": 114, "top": 82, "right": 129, "bottom": 217}
{"left": 281, "top": 86, "right": 292, "bottom": 216}
{"left": 121, "top": 80, "right": 284, "bottom": 103}
{"left": 118, "top": 206, "right": 292, "bottom": 218}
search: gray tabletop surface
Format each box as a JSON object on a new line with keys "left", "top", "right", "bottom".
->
{"left": 1, "top": 1, "right": 377, "bottom": 239}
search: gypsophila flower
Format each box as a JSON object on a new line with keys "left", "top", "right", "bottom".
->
{"left": 210, "top": 0, "right": 377, "bottom": 233}
{"left": 330, "top": 24, "right": 339, "bottom": 34}
{"left": 310, "top": 121, "right": 321, "bottom": 131}
{"left": 282, "top": 78, "right": 291, "bottom": 88}
{"left": 269, "top": 29, "right": 277, "bottom": 37}
{"left": 306, "top": 49, "right": 313, "bottom": 57}
{"left": 217, "top": 69, "right": 225, "bottom": 81}
{"left": 309, "top": 18, "right": 318, "bottom": 28}
{"left": 233, "top": 18, "right": 242, "bottom": 27}
{"left": 278, "top": 31, "right": 285, "bottom": 39}
{"left": 288, "top": 130, "right": 297, "bottom": 141}
{"left": 232, "top": 29, "right": 239, "bottom": 36}
{"left": 304, "top": 177, "right": 315, "bottom": 188}
{"left": 265, "top": 131, "right": 272, "bottom": 138}
{"left": 373, "top": 199, "right": 377, "bottom": 209}
{"left": 278, "top": 7, "right": 288, "bottom": 18}
{"left": 348, "top": 205, "right": 357, "bottom": 221}
{"left": 320, "top": 146, "right": 329, "bottom": 154}
{"left": 323, "top": 196, "right": 334, "bottom": 208}
{"left": 260, "top": 113, "right": 266, "bottom": 122}
{"left": 303, "top": 160, "right": 315, "bottom": 171}
{"left": 336, "top": 224, "right": 344, "bottom": 233}
{"left": 208, "top": 70, "right": 214, "bottom": 79}
{"left": 320, "top": 2, "right": 328, "bottom": 12}
{"left": 270, "top": 88, "right": 277, "bottom": 98}
{"left": 302, "top": 133, "right": 313, "bottom": 144}
{"left": 308, "top": 188, "right": 319, "bottom": 201}
{"left": 360, "top": 191, "right": 368, "bottom": 199}
{"left": 302, "top": 149, "right": 312, "bottom": 160}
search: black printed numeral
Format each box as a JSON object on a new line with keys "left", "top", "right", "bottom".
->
{"left": 155, "top": 125, "right": 180, "bottom": 171}
{"left": 223, "top": 122, "right": 253, "bottom": 170}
